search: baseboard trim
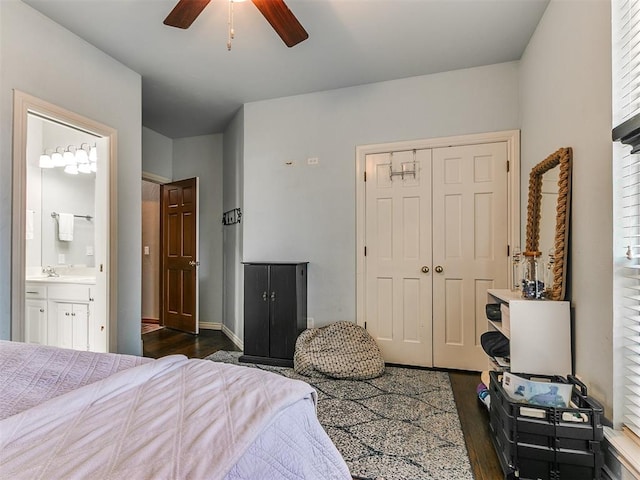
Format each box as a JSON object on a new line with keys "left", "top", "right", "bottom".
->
{"left": 199, "top": 322, "right": 222, "bottom": 330}
{"left": 222, "top": 324, "right": 243, "bottom": 351}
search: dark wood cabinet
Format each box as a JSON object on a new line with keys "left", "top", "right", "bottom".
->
{"left": 240, "top": 262, "right": 307, "bottom": 367}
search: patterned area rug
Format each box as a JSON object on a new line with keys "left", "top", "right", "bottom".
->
{"left": 205, "top": 351, "right": 473, "bottom": 480}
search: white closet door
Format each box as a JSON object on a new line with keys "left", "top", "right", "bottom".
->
{"left": 364, "top": 149, "right": 433, "bottom": 367}
{"left": 432, "top": 142, "right": 509, "bottom": 370}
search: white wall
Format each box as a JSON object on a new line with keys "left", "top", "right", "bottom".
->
{"left": 519, "top": 0, "right": 613, "bottom": 414}
{"left": 142, "top": 127, "right": 172, "bottom": 180}
{"left": 173, "top": 134, "right": 224, "bottom": 327}
{"left": 242, "top": 62, "right": 520, "bottom": 328}
{"left": 0, "top": 0, "right": 143, "bottom": 354}
{"left": 223, "top": 108, "right": 244, "bottom": 345}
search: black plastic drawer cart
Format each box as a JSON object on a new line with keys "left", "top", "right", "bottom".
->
{"left": 488, "top": 370, "right": 605, "bottom": 480}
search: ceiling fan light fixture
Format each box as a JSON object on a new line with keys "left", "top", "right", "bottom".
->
{"left": 164, "top": 0, "right": 307, "bottom": 49}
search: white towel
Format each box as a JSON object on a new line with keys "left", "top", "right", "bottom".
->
{"left": 58, "top": 213, "right": 74, "bottom": 241}
{"left": 25, "top": 210, "right": 34, "bottom": 240}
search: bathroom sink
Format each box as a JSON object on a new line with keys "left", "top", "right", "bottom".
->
{"left": 26, "top": 275, "right": 96, "bottom": 284}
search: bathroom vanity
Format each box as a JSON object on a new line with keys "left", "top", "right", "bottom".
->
{"left": 25, "top": 275, "right": 105, "bottom": 352}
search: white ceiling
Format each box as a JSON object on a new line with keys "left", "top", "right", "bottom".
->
{"left": 23, "top": 0, "right": 549, "bottom": 139}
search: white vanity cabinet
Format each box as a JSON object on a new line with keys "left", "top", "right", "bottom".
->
{"left": 47, "top": 284, "right": 92, "bottom": 351}
{"left": 25, "top": 285, "right": 48, "bottom": 345}
{"left": 25, "top": 281, "right": 96, "bottom": 352}
{"left": 486, "top": 289, "right": 571, "bottom": 376}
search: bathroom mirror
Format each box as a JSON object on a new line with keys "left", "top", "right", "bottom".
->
{"left": 25, "top": 114, "right": 97, "bottom": 274}
{"left": 525, "top": 147, "right": 572, "bottom": 301}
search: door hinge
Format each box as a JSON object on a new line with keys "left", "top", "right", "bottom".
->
{"left": 364, "top": 321, "right": 367, "bottom": 330}
{"left": 364, "top": 246, "right": 367, "bottom": 256}
{"left": 507, "top": 160, "right": 510, "bottom": 172}
{"left": 364, "top": 171, "right": 367, "bottom": 182}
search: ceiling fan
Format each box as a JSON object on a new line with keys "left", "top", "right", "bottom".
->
{"left": 163, "top": 0, "right": 309, "bottom": 48}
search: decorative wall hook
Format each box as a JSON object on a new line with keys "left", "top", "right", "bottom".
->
{"left": 222, "top": 207, "right": 242, "bottom": 226}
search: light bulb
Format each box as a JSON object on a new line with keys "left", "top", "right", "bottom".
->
{"left": 89, "top": 146, "right": 97, "bottom": 162}
{"left": 39, "top": 154, "right": 54, "bottom": 168}
{"left": 52, "top": 152, "right": 65, "bottom": 167}
{"left": 64, "top": 150, "right": 76, "bottom": 165}
{"left": 78, "top": 163, "right": 91, "bottom": 174}
{"left": 75, "top": 148, "right": 89, "bottom": 164}
{"left": 64, "top": 164, "right": 78, "bottom": 175}
{"left": 90, "top": 161, "right": 97, "bottom": 173}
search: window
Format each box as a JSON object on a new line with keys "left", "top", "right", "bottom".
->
{"left": 612, "top": 0, "right": 640, "bottom": 464}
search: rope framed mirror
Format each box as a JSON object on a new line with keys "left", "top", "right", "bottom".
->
{"left": 525, "top": 147, "right": 572, "bottom": 301}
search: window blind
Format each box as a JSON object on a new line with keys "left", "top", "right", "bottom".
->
{"left": 614, "top": 0, "right": 640, "bottom": 440}
{"left": 620, "top": 144, "right": 640, "bottom": 439}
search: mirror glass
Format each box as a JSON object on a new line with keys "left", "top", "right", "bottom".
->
{"left": 539, "top": 165, "right": 559, "bottom": 265}
{"left": 25, "top": 114, "right": 98, "bottom": 275}
{"left": 525, "top": 147, "right": 572, "bottom": 301}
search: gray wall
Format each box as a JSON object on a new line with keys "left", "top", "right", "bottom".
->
{"left": 242, "top": 62, "right": 520, "bottom": 328}
{"left": 173, "top": 134, "right": 224, "bottom": 327}
{"left": 222, "top": 108, "right": 244, "bottom": 344}
{"left": 519, "top": 0, "right": 613, "bottom": 415}
{"left": 0, "top": 0, "right": 143, "bottom": 354}
{"left": 142, "top": 126, "right": 172, "bottom": 180}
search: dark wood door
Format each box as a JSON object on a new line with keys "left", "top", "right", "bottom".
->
{"left": 161, "top": 178, "right": 198, "bottom": 334}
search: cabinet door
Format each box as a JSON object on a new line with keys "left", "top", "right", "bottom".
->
{"left": 25, "top": 300, "right": 47, "bottom": 345}
{"left": 243, "top": 265, "right": 270, "bottom": 357}
{"left": 71, "top": 304, "right": 90, "bottom": 351}
{"left": 51, "top": 302, "right": 74, "bottom": 349}
{"left": 50, "top": 302, "right": 90, "bottom": 351}
{"left": 269, "top": 265, "right": 299, "bottom": 359}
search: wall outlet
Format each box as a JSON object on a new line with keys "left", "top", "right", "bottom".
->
{"left": 307, "top": 157, "right": 319, "bottom": 165}
{"left": 307, "top": 317, "right": 315, "bottom": 329}
{"left": 144, "top": 245, "right": 150, "bottom": 255}
{"left": 86, "top": 246, "right": 94, "bottom": 256}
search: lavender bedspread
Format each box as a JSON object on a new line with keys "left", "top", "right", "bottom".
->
{"left": 0, "top": 340, "right": 152, "bottom": 420}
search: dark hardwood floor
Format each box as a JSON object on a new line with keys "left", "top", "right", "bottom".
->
{"left": 142, "top": 327, "right": 240, "bottom": 359}
{"left": 143, "top": 328, "right": 502, "bottom": 480}
{"left": 450, "top": 371, "right": 503, "bottom": 480}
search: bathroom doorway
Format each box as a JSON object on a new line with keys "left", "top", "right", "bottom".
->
{"left": 11, "top": 91, "right": 116, "bottom": 351}
{"left": 141, "top": 179, "right": 162, "bottom": 334}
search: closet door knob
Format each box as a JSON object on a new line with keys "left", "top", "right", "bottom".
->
{"left": 262, "top": 291, "right": 268, "bottom": 301}
{"left": 435, "top": 265, "right": 444, "bottom": 273}
{"left": 421, "top": 266, "right": 430, "bottom": 273}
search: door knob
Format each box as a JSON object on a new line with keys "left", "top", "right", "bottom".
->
{"left": 188, "top": 261, "right": 200, "bottom": 267}
{"left": 262, "top": 291, "right": 268, "bottom": 301}
{"left": 435, "top": 265, "right": 444, "bottom": 273}
{"left": 421, "top": 266, "right": 430, "bottom": 273}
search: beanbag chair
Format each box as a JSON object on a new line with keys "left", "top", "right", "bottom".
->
{"left": 294, "top": 321, "right": 385, "bottom": 379}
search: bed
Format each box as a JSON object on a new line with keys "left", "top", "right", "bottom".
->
{"left": 0, "top": 341, "right": 351, "bottom": 479}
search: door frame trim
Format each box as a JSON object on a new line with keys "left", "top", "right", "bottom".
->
{"left": 11, "top": 90, "right": 118, "bottom": 350}
{"left": 355, "top": 130, "right": 520, "bottom": 328}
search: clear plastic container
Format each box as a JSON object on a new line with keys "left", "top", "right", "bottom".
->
{"left": 521, "top": 251, "right": 545, "bottom": 299}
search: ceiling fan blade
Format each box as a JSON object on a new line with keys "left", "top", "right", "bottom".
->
{"left": 251, "top": 0, "right": 308, "bottom": 47}
{"left": 164, "top": 0, "right": 212, "bottom": 29}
